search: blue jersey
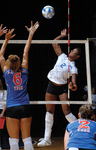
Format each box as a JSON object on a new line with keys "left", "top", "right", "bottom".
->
{"left": 66, "top": 119, "right": 96, "bottom": 149}
{"left": 3, "top": 68, "right": 30, "bottom": 108}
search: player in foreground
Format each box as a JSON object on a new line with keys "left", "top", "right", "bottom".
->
{"left": 64, "top": 104, "right": 96, "bottom": 150}
{"left": 37, "top": 29, "right": 81, "bottom": 147}
{"left": 0, "top": 21, "right": 39, "bottom": 150}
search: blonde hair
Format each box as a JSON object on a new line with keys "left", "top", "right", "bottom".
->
{"left": 79, "top": 105, "right": 93, "bottom": 119}
{"left": 5, "top": 55, "right": 21, "bottom": 71}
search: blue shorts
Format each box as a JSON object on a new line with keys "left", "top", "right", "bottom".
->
{"left": 5, "top": 105, "right": 32, "bottom": 119}
{"left": 46, "top": 80, "right": 68, "bottom": 95}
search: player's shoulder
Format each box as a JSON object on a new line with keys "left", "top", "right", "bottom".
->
{"left": 70, "top": 60, "right": 76, "bottom": 66}
{"left": 3, "top": 69, "right": 12, "bottom": 75}
{"left": 21, "top": 67, "right": 29, "bottom": 74}
{"left": 90, "top": 119, "right": 96, "bottom": 125}
{"left": 59, "top": 53, "right": 67, "bottom": 59}
{"left": 67, "top": 120, "right": 78, "bottom": 128}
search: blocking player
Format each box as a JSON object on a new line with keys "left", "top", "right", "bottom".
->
{"left": 0, "top": 21, "right": 39, "bottom": 150}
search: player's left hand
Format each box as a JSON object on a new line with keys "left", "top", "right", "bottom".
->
{"left": 5, "top": 29, "right": 16, "bottom": 40}
{"left": 25, "top": 21, "right": 39, "bottom": 34}
{"left": 69, "top": 82, "right": 77, "bottom": 91}
{"left": 61, "top": 29, "right": 67, "bottom": 37}
{"left": 0, "top": 24, "right": 8, "bottom": 36}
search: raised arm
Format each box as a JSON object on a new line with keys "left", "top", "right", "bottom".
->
{"left": 21, "top": 21, "right": 39, "bottom": 69}
{"left": 0, "top": 24, "right": 8, "bottom": 36}
{"left": 0, "top": 29, "right": 15, "bottom": 73}
{"left": 52, "top": 29, "right": 67, "bottom": 56}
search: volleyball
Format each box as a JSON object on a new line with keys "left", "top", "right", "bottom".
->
{"left": 42, "top": 5, "right": 55, "bottom": 19}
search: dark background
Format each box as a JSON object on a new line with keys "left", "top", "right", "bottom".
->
{"left": 0, "top": 0, "right": 96, "bottom": 138}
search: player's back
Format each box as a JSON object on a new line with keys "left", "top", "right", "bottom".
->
{"left": 66, "top": 119, "right": 96, "bottom": 149}
{"left": 3, "top": 68, "right": 29, "bottom": 107}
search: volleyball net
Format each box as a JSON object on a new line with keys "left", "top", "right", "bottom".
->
{"left": 0, "top": 39, "right": 92, "bottom": 105}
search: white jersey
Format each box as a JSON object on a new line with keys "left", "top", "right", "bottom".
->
{"left": 47, "top": 53, "right": 78, "bottom": 84}
{"left": 0, "top": 90, "right": 7, "bottom": 109}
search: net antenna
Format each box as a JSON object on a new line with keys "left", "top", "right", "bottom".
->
{"left": 0, "top": 39, "right": 92, "bottom": 105}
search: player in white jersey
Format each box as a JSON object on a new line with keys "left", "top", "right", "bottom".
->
{"left": 37, "top": 29, "right": 81, "bottom": 147}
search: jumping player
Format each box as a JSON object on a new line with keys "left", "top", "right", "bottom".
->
{"left": 64, "top": 104, "right": 96, "bottom": 150}
{"left": 37, "top": 29, "right": 81, "bottom": 147}
{"left": 0, "top": 21, "right": 39, "bottom": 150}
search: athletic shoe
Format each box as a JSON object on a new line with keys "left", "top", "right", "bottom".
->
{"left": 32, "top": 140, "right": 37, "bottom": 145}
{"left": 37, "top": 138, "right": 52, "bottom": 147}
{"left": 19, "top": 145, "right": 24, "bottom": 149}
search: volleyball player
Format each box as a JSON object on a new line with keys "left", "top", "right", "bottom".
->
{"left": 37, "top": 29, "right": 81, "bottom": 147}
{"left": 0, "top": 21, "right": 39, "bottom": 150}
{"left": 64, "top": 104, "right": 96, "bottom": 150}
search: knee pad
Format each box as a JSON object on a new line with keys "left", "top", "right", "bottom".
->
{"left": 9, "top": 138, "right": 19, "bottom": 150}
{"left": 23, "top": 137, "right": 34, "bottom": 150}
{"left": 44, "top": 112, "right": 54, "bottom": 139}
{"left": 45, "top": 112, "right": 54, "bottom": 123}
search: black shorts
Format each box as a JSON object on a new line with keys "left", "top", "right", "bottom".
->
{"left": 46, "top": 81, "right": 68, "bottom": 95}
{"left": 5, "top": 105, "right": 32, "bottom": 119}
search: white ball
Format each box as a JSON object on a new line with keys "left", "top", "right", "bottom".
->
{"left": 42, "top": 5, "right": 55, "bottom": 19}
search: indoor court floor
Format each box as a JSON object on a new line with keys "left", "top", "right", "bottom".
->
{"left": 3, "top": 137, "right": 64, "bottom": 150}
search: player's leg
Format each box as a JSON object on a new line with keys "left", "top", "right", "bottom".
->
{"left": 59, "top": 93, "right": 77, "bottom": 122}
{"left": 20, "top": 117, "right": 34, "bottom": 150}
{"left": 37, "top": 92, "right": 57, "bottom": 147}
{"left": 6, "top": 117, "right": 19, "bottom": 150}
{"left": 45, "top": 92, "right": 57, "bottom": 139}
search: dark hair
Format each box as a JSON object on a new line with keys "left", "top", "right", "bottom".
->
{"left": 76, "top": 47, "right": 81, "bottom": 56}
{"left": 79, "top": 105, "right": 93, "bottom": 119}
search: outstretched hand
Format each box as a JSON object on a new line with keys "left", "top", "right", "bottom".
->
{"left": 0, "top": 24, "right": 8, "bottom": 36}
{"left": 5, "top": 29, "right": 16, "bottom": 40}
{"left": 25, "top": 21, "right": 39, "bottom": 34}
{"left": 61, "top": 29, "right": 67, "bottom": 37}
